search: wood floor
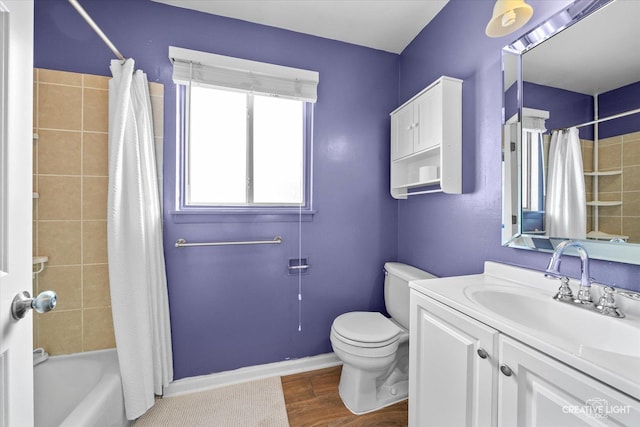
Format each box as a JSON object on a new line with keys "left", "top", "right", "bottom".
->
{"left": 281, "top": 366, "right": 408, "bottom": 427}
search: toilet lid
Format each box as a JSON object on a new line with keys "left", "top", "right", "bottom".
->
{"left": 332, "top": 312, "right": 400, "bottom": 345}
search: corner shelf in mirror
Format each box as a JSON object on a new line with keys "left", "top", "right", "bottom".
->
{"left": 584, "top": 170, "right": 622, "bottom": 177}
{"left": 586, "top": 230, "right": 628, "bottom": 241}
{"left": 586, "top": 200, "right": 622, "bottom": 207}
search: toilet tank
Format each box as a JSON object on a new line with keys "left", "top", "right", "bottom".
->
{"left": 384, "top": 262, "right": 436, "bottom": 329}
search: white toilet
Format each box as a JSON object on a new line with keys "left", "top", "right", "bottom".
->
{"left": 330, "top": 262, "right": 436, "bottom": 414}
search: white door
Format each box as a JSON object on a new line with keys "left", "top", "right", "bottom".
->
{"left": 0, "top": 1, "right": 34, "bottom": 426}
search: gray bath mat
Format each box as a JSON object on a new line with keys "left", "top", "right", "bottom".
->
{"left": 134, "top": 376, "right": 289, "bottom": 426}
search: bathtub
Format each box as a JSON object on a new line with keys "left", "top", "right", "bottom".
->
{"left": 34, "top": 348, "right": 130, "bottom": 427}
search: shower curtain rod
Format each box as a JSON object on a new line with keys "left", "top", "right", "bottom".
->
{"left": 553, "top": 107, "right": 640, "bottom": 132}
{"left": 68, "top": 0, "right": 125, "bottom": 61}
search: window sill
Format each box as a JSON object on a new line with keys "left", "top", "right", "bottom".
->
{"left": 168, "top": 208, "right": 316, "bottom": 223}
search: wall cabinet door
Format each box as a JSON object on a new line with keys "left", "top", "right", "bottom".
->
{"left": 410, "top": 291, "right": 498, "bottom": 427}
{"left": 498, "top": 335, "right": 640, "bottom": 427}
{"left": 391, "top": 103, "right": 415, "bottom": 160}
{"left": 414, "top": 81, "right": 442, "bottom": 153}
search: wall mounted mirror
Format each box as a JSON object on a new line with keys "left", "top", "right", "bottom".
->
{"left": 501, "top": 0, "right": 640, "bottom": 264}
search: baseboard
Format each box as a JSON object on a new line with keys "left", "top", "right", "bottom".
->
{"left": 164, "top": 352, "right": 342, "bottom": 397}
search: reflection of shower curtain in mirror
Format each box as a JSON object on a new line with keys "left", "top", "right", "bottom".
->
{"left": 545, "top": 127, "right": 586, "bottom": 239}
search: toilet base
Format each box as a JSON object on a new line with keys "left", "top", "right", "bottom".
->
{"left": 337, "top": 342, "right": 409, "bottom": 415}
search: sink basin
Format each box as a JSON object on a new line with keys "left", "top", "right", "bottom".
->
{"left": 465, "top": 285, "right": 640, "bottom": 359}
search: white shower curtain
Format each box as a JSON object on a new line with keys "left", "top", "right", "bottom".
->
{"left": 545, "top": 127, "right": 587, "bottom": 239}
{"left": 108, "top": 59, "right": 173, "bottom": 420}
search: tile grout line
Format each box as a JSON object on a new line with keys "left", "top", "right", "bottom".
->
{"left": 37, "top": 80, "right": 107, "bottom": 91}
{"left": 80, "top": 73, "right": 85, "bottom": 352}
{"left": 37, "top": 127, "right": 107, "bottom": 135}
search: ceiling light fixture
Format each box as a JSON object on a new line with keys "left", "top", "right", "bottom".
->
{"left": 485, "top": 0, "right": 534, "bottom": 38}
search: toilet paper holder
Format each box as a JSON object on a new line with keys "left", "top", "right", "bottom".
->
{"left": 288, "top": 258, "right": 310, "bottom": 275}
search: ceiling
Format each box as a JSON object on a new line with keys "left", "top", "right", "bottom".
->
{"left": 152, "top": 0, "right": 449, "bottom": 54}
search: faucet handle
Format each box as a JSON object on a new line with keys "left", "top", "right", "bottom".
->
{"left": 553, "top": 277, "right": 574, "bottom": 302}
{"left": 596, "top": 287, "right": 624, "bottom": 318}
{"left": 617, "top": 289, "right": 640, "bottom": 301}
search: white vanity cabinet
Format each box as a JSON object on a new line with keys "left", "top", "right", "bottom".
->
{"left": 390, "top": 76, "right": 462, "bottom": 199}
{"left": 410, "top": 289, "right": 640, "bottom": 427}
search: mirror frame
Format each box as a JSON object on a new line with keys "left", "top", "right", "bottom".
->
{"left": 500, "top": 0, "right": 640, "bottom": 265}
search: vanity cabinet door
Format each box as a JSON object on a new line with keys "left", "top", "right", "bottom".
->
{"left": 410, "top": 291, "right": 498, "bottom": 427}
{"left": 498, "top": 335, "right": 640, "bottom": 427}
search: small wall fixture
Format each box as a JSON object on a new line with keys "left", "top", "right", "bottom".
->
{"left": 32, "top": 256, "right": 48, "bottom": 279}
{"left": 485, "top": 0, "right": 533, "bottom": 38}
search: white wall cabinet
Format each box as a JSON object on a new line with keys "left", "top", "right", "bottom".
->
{"left": 410, "top": 290, "right": 640, "bottom": 427}
{"left": 390, "top": 76, "right": 462, "bottom": 199}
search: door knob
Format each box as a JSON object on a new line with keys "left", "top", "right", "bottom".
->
{"left": 477, "top": 348, "right": 488, "bottom": 359}
{"left": 11, "top": 290, "right": 57, "bottom": 320}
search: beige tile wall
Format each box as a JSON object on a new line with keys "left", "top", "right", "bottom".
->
{"left": 581, "top": 138, "right": 594, "bottom": 229}
{"left": 583, "top": 131, "right": 640, "bottom": 242}
{"left": 33, "top": 68, "right": 164, "bottom": 355}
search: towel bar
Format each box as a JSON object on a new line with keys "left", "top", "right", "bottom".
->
{"left": 175, "top": 236, "right": 283, "bottom": 248}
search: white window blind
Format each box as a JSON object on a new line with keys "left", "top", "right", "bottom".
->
{"left": 522, "top": 107, "right": 549, "bottom": 132}
{"left": 169, "top": 46, "right": 319, "bottom": 103}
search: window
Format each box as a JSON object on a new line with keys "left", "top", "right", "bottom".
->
{"left": 520, "top": 109, "right": 549, "bottom": 213}
{"left": 186, "top": 87, "right": 307, "bottom": 206}
{"left": 170, "top": 47, "right": 319, "bottom": 211}
{"left": 521, "top": 129, "right": 545, "bottom": 211}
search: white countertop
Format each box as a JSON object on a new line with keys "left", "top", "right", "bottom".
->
{"left": 409, "top": 261, "right": 640, "bottom": 400}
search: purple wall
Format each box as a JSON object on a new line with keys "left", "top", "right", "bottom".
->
{"left": 34, "top": 0, "right": 640, "bottom": 380}
{"left": 599, "top": 81, "right": 640, "bottom": 138}
{"left": 520, "top": 80, "right": 640, "bottom": 140}
{"left": 35, "top": 0, "right": 399, "bottom": 379}
{"left": 523, "top": 82, "right": 594, "bottom": 140}
{"left": 397, "top": 0, "right": 640, "bottom": 290}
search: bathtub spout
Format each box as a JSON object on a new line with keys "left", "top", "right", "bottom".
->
{"left": 33, "top": 348, "right": 49, "bottom": 366}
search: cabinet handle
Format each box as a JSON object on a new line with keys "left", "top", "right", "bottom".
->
{"left": 500, "top": 364, "right": 513, "bottom": 377}
{"left": 477, "top": 348, "right": 488, "bottom": 359}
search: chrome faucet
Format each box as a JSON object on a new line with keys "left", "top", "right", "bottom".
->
{"left": 545, "top": 240, "right": 593, "bottom": 304}
{"left": 545, "top": 240, "right": 625, "bottom": 318}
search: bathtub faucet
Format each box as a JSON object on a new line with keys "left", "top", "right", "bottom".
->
{"left": 545, "top": 240, "right": 592, "bottom": 304}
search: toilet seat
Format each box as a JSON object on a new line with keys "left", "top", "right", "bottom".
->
{"left": 331, "top": 312, "right": 401, "bottom": 348}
